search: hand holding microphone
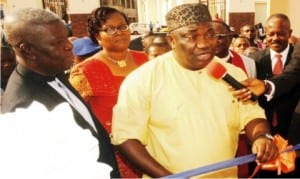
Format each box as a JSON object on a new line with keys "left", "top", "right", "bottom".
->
{"left": 206, "top": 61, "right": 258, "bottom": 102}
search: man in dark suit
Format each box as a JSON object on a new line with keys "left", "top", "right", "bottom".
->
{"left": 247, "top": 13, "right": 299, "bottom": 178}
{"left": 251, "top": 14, "right": 297, "bottom": 138}
{"left": 270, "top": 40, "right": 300, "bottom": 98}
{"left": 233, "top": 39, "right": 300, "bottom": 103}
{"left": 1, "top": 8, "right": 120, "bottom": 178}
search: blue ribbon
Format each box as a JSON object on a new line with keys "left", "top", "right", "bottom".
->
{"left": 165, "top": 143, "right": 300, "bottom": 178}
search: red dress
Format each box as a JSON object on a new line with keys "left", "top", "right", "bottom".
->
{"left": 69, "top": 50, "right": 148, "bottom": 178}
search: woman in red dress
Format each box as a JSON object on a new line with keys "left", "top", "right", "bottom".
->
{"left": 69, "top": 7, "right": 148, "bottom": 178}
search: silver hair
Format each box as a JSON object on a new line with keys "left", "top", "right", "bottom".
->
{"left": 3, "top": 8, "right": 62, "bottom": 46}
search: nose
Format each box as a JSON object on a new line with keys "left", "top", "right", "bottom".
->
{"left": 272, "top": 34, "right": 280, "bottom": 41}
{"left": 241, "top": 45, "right": 247, "bottom": 50}
{"left": 115, "top": 29, "right": 122, "bottom": 35}
{"left": 195, "top": 37, "right": 210, "bottom": 49}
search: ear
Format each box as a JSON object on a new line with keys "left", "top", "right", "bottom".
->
{"left": 19, "top": 42, "right": 37, "bottom": 60}
{"left": 19, "top": 42, "right": 30, "bottom": 53}
{"left": 95, "top": 33, "right": 102, "bottom": 46}
{"left": 166, "top": 34, "right": 175, "bottom": 49}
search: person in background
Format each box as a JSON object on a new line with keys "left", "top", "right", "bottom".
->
{"left": 72, "top": 36, "right": 101, "bottom": 65}
{"left": 233, "top": 41, "right": 300, "bottom": 113}
{"left": 1, "top": 8, "right": 120, "bottom": 178}
{"left": 149, "top": 21, "right": 153, "bottom": 32}
{"left": 1, "top": 43, "right": 17, "bottom": 94}
{"left": 152, "top": 33, "right": 171, "bottom": 45}
{"left": 69, "top": 6, "right": 148, "bottom": 178}
{"left": 129, "top": 31, "right": 154, "bottom": 51}
{"left": 233, "top": 44, "right": 300, "bottom": 150}
{"left": 145, "top": 42, "right": 170, "bottom": 60}
{"left": 213, "top": 20, "right": 256, "bottom": 78}
{"left": 231, "top": 35, "right": 251, "bottom": 55}
{"left": 243, "top": 46, "right": 260, "bottom": 58}
{"left": 233, "top": 43, "right": 300, "bottom": 120}
{"left": 247, "top": 13, "right": 299, "bottom": 178}
{"left": 240, "top": 24, "right": 264, "bottom": 49}
{"left": 145, "top": 34, "right": 171, "bottom": 59}
{"left": 111, "top": 3, "right": 278, "bottom": 178}
{"left": 141, "top": 31, "right": 155, "bottom": 50}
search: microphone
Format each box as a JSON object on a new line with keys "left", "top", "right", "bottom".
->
{"left": 206, "top": 61, "right": 257, "bottom": 101}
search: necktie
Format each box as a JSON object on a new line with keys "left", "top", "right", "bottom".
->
{"left": 272, "top": 54, "right": 283, "bottom": 127}
{"left": 272, "top": 54, "right": 283, "bottom": 75}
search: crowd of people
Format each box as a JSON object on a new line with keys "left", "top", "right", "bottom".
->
{"left": 1, "top": 2, "right": 299, "bottom": 179}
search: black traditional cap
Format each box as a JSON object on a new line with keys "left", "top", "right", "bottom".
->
{"left": 165, "top": 3, "right": 212, "bottom": 32}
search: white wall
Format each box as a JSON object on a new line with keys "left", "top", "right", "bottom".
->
{"left": 68, "top": 0, "right": 99, "bottom": 14}
{"left": 287, "top": 0, "right": 300, "bottom": 37}
{"left": 2, "top": 0, "right": 43, "bottom": 14}
{"left": 227, "top": 0, "right": 255, "bottom": 12}
{"left": 255, "top": 1, "right": 267, "bottom": 24}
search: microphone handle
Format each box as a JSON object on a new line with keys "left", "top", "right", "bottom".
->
{"left": 223, "top": 74, "right": 258, "bottom": 101}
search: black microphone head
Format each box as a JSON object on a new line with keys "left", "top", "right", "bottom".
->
{"left": 206, "top": 61, "right": 227, "bottom": 79}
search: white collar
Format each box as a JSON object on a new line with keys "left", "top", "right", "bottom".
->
{"left": 270, "top": 44, "right": 290, "bottom": 63}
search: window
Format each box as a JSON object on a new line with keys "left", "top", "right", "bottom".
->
{"left": 200, "top": 0, "right": 226, "bottom": 22}
{"left": 208, "top": 0, "right": 226, "bottom": 22}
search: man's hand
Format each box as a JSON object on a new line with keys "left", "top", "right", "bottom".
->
{"left": 251, "top": 136, "right": 279, "bottom": 163}
{"left": 231, "top": 78, "right": 266, "bottom": 102}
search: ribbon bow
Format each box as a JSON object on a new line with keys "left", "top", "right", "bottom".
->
{"left": 249, "top": 134, "right": 296, "bottom": 178}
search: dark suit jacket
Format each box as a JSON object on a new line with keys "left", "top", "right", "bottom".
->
{"left": 250, "top": 45, "right": 300, "bottom": 138}
{"left": 1, "top": 64, "right": 120, "bottom": 178}
{"left": 262, "top": 41, "right": 300, "bottom": 98}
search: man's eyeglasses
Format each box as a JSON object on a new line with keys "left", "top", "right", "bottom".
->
{"left": 99, "top": 24, "right": 129, "bottom": 35}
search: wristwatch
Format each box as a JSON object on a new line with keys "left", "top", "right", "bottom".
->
{"left": 255, "top": 133, "right": 274, "bottom": 141}
{"left": 264, "top": 133, "right": 274, "bottom": 140}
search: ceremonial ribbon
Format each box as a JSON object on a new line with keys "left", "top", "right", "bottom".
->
{"left": 165, "top": 137, "right": 300, "bottom": 178}
{"left": 248, "top": 134, "right": 297, "bottom": 178}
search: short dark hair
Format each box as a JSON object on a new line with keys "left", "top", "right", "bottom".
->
{"left": 212, "top": 20, "right": 231, "bottom": 33}
{"left": 87, "top": 6, "right": 129, "bottom": 43}
{"left": 266, "top": 13, "right": 290, "bottom": 27}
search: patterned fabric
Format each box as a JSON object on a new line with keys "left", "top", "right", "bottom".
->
{"left": 166, "top": 3, "right": 212, "bottom": 32}
{"left": 69, "top": 50, "right": 148, "bottom": 178}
